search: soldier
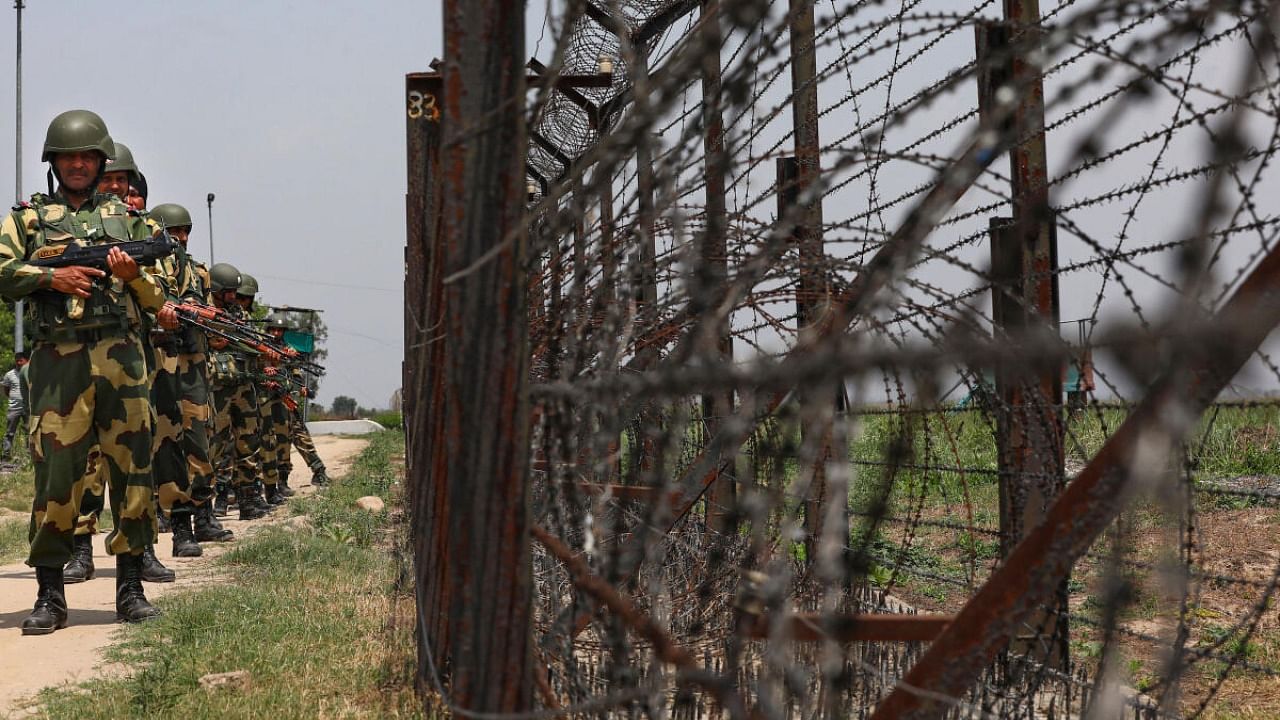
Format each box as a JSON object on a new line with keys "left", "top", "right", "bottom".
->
{"left": 260, "top": 313, "right": 296, "bottom": 500}
{"left": 218, "top": 269, "right": 272, "bottom": 519}
{"left": 234, "top": 274, "right": 284, "bottom": 508}
{"left": 150, "top": 203, "right": 232, "bottom": 555}
{"left": 64, "top": 142, "right": 173, "bottom": 585}
{"left": 263, "top": 314, "right": 328, "bottom": 486}
{"left": 0, "top": 110, "right": 169, "bottom": 633}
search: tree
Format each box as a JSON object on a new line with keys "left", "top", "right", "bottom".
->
{"left": 331, "top": 395, "right": 357, "bottom": 418}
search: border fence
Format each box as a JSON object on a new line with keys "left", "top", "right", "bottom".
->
{"left": 405, "top": 0, "right": 1280, "bottom": 716}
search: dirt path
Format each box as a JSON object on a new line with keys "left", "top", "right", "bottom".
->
{"left": 0, "top": 435, "right": 368, "bottom": 718}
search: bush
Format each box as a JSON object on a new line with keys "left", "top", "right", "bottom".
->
{"left": 372, "top": 411, "right": 403, "bottom": 429}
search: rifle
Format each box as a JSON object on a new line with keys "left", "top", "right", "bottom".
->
{"left": 174, "top": 303, "right": 326, "bottom": 375}
{"left": 174, "top": 306, "right": 283, "bottom": 364}
{"left": 30, "top": 231, "right": 179, "bottom": 270}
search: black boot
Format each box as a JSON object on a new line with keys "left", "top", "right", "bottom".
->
{"left": 213, "top": 484, "right": 230, "bottom": 517}
{"left": 156, "top": 511, "right": 171, "bottom": 534}
{"left": 194, "top": 504, "right": 234, "bottom": 542}
{"left": 251, "top": 482, "right": 276, "bottom": 514}
{"left": 265, "top": 483, "right": 286, "bottom": 506}
{"left": 171, "top": 512, "right": 203, "bottom": 557}
{"left": 310, "top": 467, "right": 328, "bottom": 486}
{"left": 277, "top": 471, "right": 297, "bottom": 497}
{"left": 63, "top": 534, "right": 95, "bottom": 583}
{"left": 236, "top": 485, "right": 268, "bottom": 520}
{"left": 141, "top": 545, "right": 175, "bottom": 583}
{"left": 21, "top": 566, "right": 68, "bottom": 635}
{"left": 116, "top": 553, "right": 162, "bottom": 623}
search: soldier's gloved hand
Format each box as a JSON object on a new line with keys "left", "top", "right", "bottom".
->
{"left": 158, "top": 302, "right": 180, "bottom": 331}
{"left": 106, "top": 246, "right": 140, "bottom": 281}
{"left": 50, "top": 266, "right": 105, "bottom": 298}
{"left": 264, "top": 366, "right": 278, "bottom": 376}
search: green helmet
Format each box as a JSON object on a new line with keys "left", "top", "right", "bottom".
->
{"left": 42, "top": 110, "right": 116, "bottom": 163}
{"left": 103, "top": 141, "right": 140, "bottom": 184}
{"left": 150, "top": 203, "right": 193, "bottom": 230}
{"left": 209, "top": 263, "right": 241, "bottom": 293}
{"left": 237, "top": 273, "right": 259, "bottom": 297}
{"left": 264, "top": 312, "right": 290, "bottom": 330}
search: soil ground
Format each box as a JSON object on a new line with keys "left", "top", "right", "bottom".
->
{"left": 0, "top": 435, "right": 368, "bottom": 718}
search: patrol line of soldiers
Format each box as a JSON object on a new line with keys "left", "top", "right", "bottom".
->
{"left": 0, "top": 109, "right": 328, "bottom": 636}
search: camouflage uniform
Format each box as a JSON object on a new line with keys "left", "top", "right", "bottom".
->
{"left": 0, "top": 192, "right": 166, "bottom": 568}
{"left": 151, "top": 249, "right": 214, "bottom": 514}
{"left": 282, "top": 369, "right": 327, "bottom": 483}
{"left": 225, "top": 304, "right": 266, "bottom": 495}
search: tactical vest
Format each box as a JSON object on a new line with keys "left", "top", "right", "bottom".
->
{"left": 207, "top": 350, "right": 240, "bottom": 389}
{"left": 23, "top": 194, "right": 139, "bottom": 343}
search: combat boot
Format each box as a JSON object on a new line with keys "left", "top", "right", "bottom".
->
{"left": 277, "top": 471, "right": 297, "bottom": 497}
{"left": 63, "top": 534, "right": 95, "bottom": 583}
{"left": 213, "top": 484, "right": 230, "bottom": 517}
{"left": 236, "top": 485, "right": 268, "bottom": 521}
{"left": 141, "top": 545, "right": 175, "bottom": 583}
{"left": 116, "top": 553, "right": 162, "bottom": 623}
{"left": 310, "top": 468, "right": 329, "bottom": 486}
{"left": 21, "top": 566, "right": 68, "bottom": 635}
{"left": 265, "top": 483, "right": 287, "bottom": 506}
{"left": 171, "top": 512, "right": 202, "bottom": 557}
{"left": 156, "top": 511, "right": 171, "bottom": 534}
{"left": 194, "top": 504, "right": 234, "bottom": 542}
{"left": 250, "top": 482, "right": 276, "bottom": 514}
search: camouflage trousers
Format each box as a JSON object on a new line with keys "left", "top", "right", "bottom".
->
{"left": 286, "top": 405, "right": 324, "bottom": 474}
{"left": 209, "top": 383, "right": 235, "bottom": 488}
{"left": 256, "top": 386, "right": 280, "bottom": 489}
{"left": 231, "top": 381, "right": 262, "bottom": 488}
{"left": 27, "top": 334, "right": 155, "bottom": 568}
{"left": 73, "top": 337, "right": 158, "bottom": 536}
{"left": 153, "top": 348, "right": 214, "bottom": 513}
{"left": 267, "top": 396, "right": 291, "bottom": 481}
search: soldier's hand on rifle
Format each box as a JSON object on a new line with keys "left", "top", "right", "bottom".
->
{"left": 49, "top": 266, "right": 105, "bottom": 298}
{"left": 264, "top": 366, "right": 278, "bottom": 376}
{"left": 106, "top": 246, "right": 140, "bottom": 282}
{"left": 158, "top": 302, "right": 179, "bottom": 331}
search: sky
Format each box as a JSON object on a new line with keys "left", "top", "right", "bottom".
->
{"left": 0, "top": 2, "right": 1271, "bottom": 411}
{"left": 0, "top": 1, "right": 443, "bottom": 410}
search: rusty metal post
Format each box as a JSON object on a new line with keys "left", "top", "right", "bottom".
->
{"left": 633, "top": 49, "right": 659, "bottom": 372}
{"left": 700, "top": 0, "right": 735, "bottom": 533}
{"left": 787, "top": 0, "right": 833, "bottom": 564}
{"left": 440, "top": 0, "right": 533, "bottom": 712}
{"left": 630, "top": 48, "right": 660, "bottom": 479}
{"left": 405, "top": 70, "right": 450, "bottom": 691}
{"left": 599, "top": 167, "right": 617, "bottom": 305}
{"left": 977, "top": 12, "right": 1067, "bottom": 670}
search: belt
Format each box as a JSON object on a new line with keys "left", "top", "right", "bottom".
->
{"left": 43, "top": 326, "right": 130, "bottom": 344}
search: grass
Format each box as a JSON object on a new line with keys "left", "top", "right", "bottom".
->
{"left": 31, "top": 430, "right": 420, "bottom": 720}
{"left": 0, "top": 451, "right": 34, "bottom": 562}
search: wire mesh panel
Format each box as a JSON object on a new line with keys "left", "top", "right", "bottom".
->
{"left": 407, "top": 0, "right": 1280, "bottom": 716}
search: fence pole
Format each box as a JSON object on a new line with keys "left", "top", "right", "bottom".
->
{"left": 404, "top": 68, "right": 450, "bottom": 692}
{"left": 787, "top": 0, "right": 834, "bottom": 563}
{"left": 700, "top": 0, "right": 736, "bottom": 533}
{"left": 440, "top": 0, "right": 534, "bottom": 711}
{"left": 976, "top": 11, "right": 1067, "bottom": 670}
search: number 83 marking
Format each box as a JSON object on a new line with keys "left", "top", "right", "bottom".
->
{"left": 408, "top": 91, "right": 440, "bottom": 121}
